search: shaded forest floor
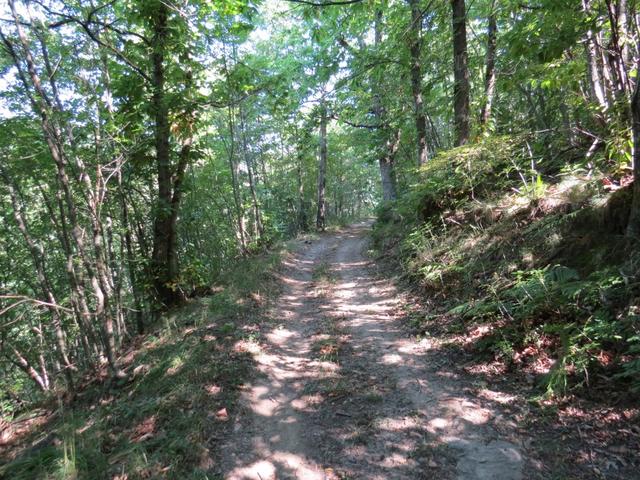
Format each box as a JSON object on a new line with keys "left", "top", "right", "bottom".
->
{"left": 1, "top": 223, "right": 639, "bottom": 479}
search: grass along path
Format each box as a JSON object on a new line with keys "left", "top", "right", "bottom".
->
{"left": 0, "top": 249, "right": 285, "bottom": 479}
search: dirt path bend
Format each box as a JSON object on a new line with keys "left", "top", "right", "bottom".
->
{"left": 221, "top": 222, "right": 524, "bottom": 480}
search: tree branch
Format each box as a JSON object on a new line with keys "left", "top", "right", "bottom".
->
{"left": 284, "top": 0, "right": 363, "bottom": 6}
{"left": 0, "top": 295, "right": 77, "bottom": 317}
{"left": 30, "top": 0, "right": 152, "bottom": 83}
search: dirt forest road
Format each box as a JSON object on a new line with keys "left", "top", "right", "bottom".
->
{"left": 221, "top": 222, "right": 524, "bottom": 480}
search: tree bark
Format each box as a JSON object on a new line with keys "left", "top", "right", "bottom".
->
{"left": 627, "top": 67, "right": 640, "bottom": 237}
{"left": 380, "top": 129, "right": 400, "bottom": 202}
{"left": 583, "top": 0, "right": 608, "bottom": 111}
{"left": 226, "top": 104, "right": 249, "bottom": 253}
{"left": 317, "top": 100, "right": 328, "bottom": 230}
{"left": 150, "top": 1, "right": 182, "bottom": 307}
{"left": 374, "top": 9, "right": 398, "bottom": 201}
{"left": 480, "top": 1, "right": 498, "bottom": 127}
{"left": 119, "top": 180, "right": 144, "bottom": 334}
{"left": 451, "top": 0, "right": 471, "bottom": 145}
{"left": 297, "top": 153, "right": 307, "bottom": 232}
{"left": 240, "top": 106, "right": 264, "bottom": 239}
{"left": 605, "top": 0, "right": 631, "bottom": 97}
{"left": 408, "top": 0, "right": 429, "bottom": 166}
{"left": 5, "top": 346, "right": 49, "bottom": 392}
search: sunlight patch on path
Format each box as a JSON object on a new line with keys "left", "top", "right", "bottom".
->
{"left": 222, "top": 224, "right": 524, "bottom": 480}
{"left": 222, "top": 239, "right": 335, "bottom": 480}
{"left": 329, "top": 223, "right": 524, "bottom": 480}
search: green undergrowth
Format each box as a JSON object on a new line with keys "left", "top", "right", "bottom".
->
{"left": 374, "top": 134, "right": 640, "bottom": 398}
{"left": 0, "top": 247, "right": 287, "bottom": 479}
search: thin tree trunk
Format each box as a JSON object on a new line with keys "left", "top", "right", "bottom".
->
{"left": 427, "top": 112, "right": 442, "bottom": 150}
{"left": 297, "top": 155, "right": 307, "bottom": 232}
{"left": 380, "top": 129, "right": 400, "bottom": 202}
{"left": 480, "top": 1, "right": 498, "bottom": 127}
{"left": 619, "top": 0, "right": 632, "bottom": 69}
{"left": 226, "top": 105, "right": 249, "bottom": 253}
{"left": 166, "top": 59, "right": 195, "bottom": 273}
{"left": 247, "top": 158, "right": 263, "bottom": 239}
{"left": 583, "top": 0, "right": 609, "bottom": 111}
{"left": 39, "top": 186, "right": 95, "bottom": 364}
{"left": 374, "top": 9, "right": 398, "bottom": 201}
{"left": 222, "top": 44, "right": 249, "bottom": 253}
{"left": 451, "top": 0, "right": 471, "bottom": 145}
{"left": 120, "top": 182, "right": 144, "bottom": 334}
{"left": 317, "top": 100, "right": 328, "bottom": 230}
{"left": 240, "top": 107, "right": 264, "bottom": 239}
{"left": 34, "top": 320, "right": 50, "bottom": 391}
{"left": 605, "top": 0, "right": 631, "bottom": 97}
{"left": 3, "top": 175, "right": 75, "bottom": 386}
{"left": 598, "top": 32, "right": 618, "bottom": 106}
{"left": 6, "top": 347, "right": 49, "bottom": 392}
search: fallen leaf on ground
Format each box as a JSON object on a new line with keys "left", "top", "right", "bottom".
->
{"left": 216, "top": 408, "right": 229, "bottom": 421}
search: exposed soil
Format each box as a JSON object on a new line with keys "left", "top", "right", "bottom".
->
{"left": 220, "top": 222, "right": 524, "bottom": 480}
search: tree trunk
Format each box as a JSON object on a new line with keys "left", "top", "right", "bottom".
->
{"left": 6, "top": 347, "right": 49, "bottom": 392}
{"left": 408, "top": 0, "right": 429, "bottom": 166}
{"left": 120, "top": 180, "right": 144, "bottom": 334}
{"left": 150, "top": 2, "right": 182, "bottom": 307}
{"left": 380, "top": 130, "right": 400, "bottom": 202}
{"left": 605, "top": 0, "right": 631, "bottom": 98}
{"left": 598, "top": 31, "right": 618, "bottom": 107}
{"left": 4, "top": 1, "right": 124, "bottom": 377}
{"left": 317, "top": 101, "right": 328, "bottom": 230}
{"left": 480, "top": 1, "right": 498, "bottom": 127}
{"left": 297, "top": 155, "right": 307, "bottom": 232}
{"left": 374, "top": 9, "right": 398, "bottom": 201}
{"left": 583, "top": 0, "right": 608, "bottom": 111}
{"left": 168, "top": 95, "right": 194, "bottom": 273}
{"left": 226, "top": 104, "right": 249, "bottom": 253}
{"left": 240, "top": 107, "right": 264, "bottom": 239}
{"left": 3, "top": 175, "right": 75, "bottom": 386}
{"left": 451, "top": 0, "right": 471, "bottom": 145}
{"left": 39, "top": 186, "right": 96, "bottom": 364}
{"left": 627, "top": 69, "right": 640, "bottom": 236}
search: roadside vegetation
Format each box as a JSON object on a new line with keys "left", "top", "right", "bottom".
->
{"left": 373, "top": 133, "right": 640, "bottom": 398}
{"left": 0, "top": 248, "right": 286, "bottom": 479}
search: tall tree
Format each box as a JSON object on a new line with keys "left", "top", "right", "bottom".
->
{"left": 374, "top": 9, "right": 398, "bottom": 201}
{"left": 1, "top": 0, "right": 126, "bottom": 377}
{"left": 451, "top": 0, "right": 470, "bottom": 145}
{"left": 149, "top": 0, "right": 192, "bottom": 307}
{"left": 479, "top": 0, "right": 497, "bottom": 128}
{"left": 408, "top": 0, "right": 429, "bottom": 165}
{"left": 582, "top": 0, "right": 608, "bottom": 112}
{"left": 317, "top": 100, "right": 328, "bottom": 230}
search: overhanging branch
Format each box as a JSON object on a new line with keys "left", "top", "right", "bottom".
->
{"left": 284, "top": 0, "right": 364, "bottom": 6}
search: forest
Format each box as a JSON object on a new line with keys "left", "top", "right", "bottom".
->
{"left": 0, "top": 0, "right": 639, "bottom": 478}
